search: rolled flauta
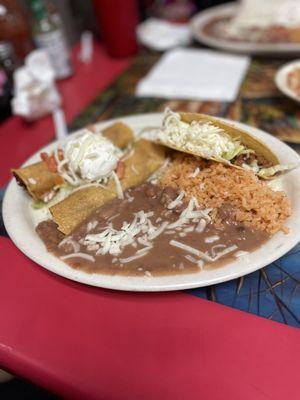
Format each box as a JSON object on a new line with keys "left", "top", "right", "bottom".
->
{"left": 50, "top": 139, "right": 166, "bottom": 235}
{"left": 100, "top": 122, "right": 134, "bottom": 150}
{"left": 12, "top": 122, "right": 134, "bottom": 201}
{"left": 12, "top": 161, "right": 64, "bottom": 201}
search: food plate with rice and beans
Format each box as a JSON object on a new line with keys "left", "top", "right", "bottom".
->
{"left": 3, "top": 110, "right": 300, "bottom": 291}
{"left": 275, "top": 60, "right": 300, "bottom": 103}
{"left": 191, "top": 2, "right": 300, "bottom": 56}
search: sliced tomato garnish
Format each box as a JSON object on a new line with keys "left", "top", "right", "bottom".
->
{"left": 116, "top": 160, "right": 125, "bottom": 180}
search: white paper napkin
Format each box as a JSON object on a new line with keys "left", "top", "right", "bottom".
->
{"left": 136, "top": 48, "right": 250, "bottom": 102}
{"left": 137, "top": 18, "right": 191, "bottom": 51}
{"left": 12, "top": 49, "right": 61, "bottom": 120}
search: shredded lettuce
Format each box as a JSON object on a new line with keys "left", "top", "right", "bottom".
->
{"left": 31, "top": 184, "right": 73, "bottom": 210}
{"left": 258, "top": 163, "right": 300, "bottom": 178}
{"left": 222, "top": 144, "right": 246, "bottom": 161}
{"left": 31, "top": 200, "right": 46, "bottom": 209}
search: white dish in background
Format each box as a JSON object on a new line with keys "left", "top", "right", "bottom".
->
{"left": 136, "top": 18, "right": 191, "bottom": 51}
{"left": 275, "top": 60, "right": 300, "bottom": 102}
{"left": 3, "top": 113, "right": 300, "bottom": 292}
{"left": 191, "top": 2, "right": 300, "bottom": 56}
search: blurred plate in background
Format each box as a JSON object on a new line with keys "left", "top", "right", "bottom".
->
{"left": 275, "top": 60, "right": 300, "bottom": 103}
{"left": 191, "top": 2, "right": 300, "bottom": 57}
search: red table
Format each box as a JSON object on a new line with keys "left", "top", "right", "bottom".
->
{"left": 1, "top": 43, "right": 300, "bottom": 400}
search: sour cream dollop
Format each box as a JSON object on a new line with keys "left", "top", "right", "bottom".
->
{"left": 64, "top": 130, "right": 120, "bottom": 181}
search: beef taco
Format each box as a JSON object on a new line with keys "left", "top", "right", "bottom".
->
{"left": 150, "top": 109, "right": 298, "bottom": 179}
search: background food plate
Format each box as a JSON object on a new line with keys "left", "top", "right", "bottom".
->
{"left": 3, "top": 113, "right": 300, "bottom": 291}
{"left": 191, "top": 2, "right": 300, "bottom": 56}
{"left": 275, "top": 60, "right": 300, "bottom": 103}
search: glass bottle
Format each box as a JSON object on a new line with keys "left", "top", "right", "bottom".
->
{"left": 29, "top": 0, "right": 73, "bottom": 80}
{"left": 0, "top": 41, "right": 19, "bottom": 122}
{"left": 0, "top": 0, "right": 33, "bottom": 59}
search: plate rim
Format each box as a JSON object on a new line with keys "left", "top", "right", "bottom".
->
{"left": 275, "top": 59, "right": 300, "bottom": 103}
{"left": 191, "top": 2, "right": 300, "bottom": 56}
{"left": 3, "top": 112, "right": 300, "bottom": 292}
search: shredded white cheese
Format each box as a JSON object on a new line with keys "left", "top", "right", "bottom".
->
{"left": 28, "top": 177, "right": 37, "bottom": 185}
{"left": 170, "top": 240, "right": 211, "bottom": 260}
{"left": 188, "top": 167, "right": 200, "bottom": 178}
{"left": 87, "top": 220, "right": 98, "bottom": 232}
{"left": 60, "top": 252, "right": 95, "bottom": 262}
{"left": 234, "top": 250, "right": 249, "bottom": 258}
{"left": 213, "top": 245, "right": 238, "bottom": 260}
{"left": 86, "top": 244, "right": 100, "bottom": 251}
{"left": 131, "top": 164, "right": 138, "bottom": 175}
{"left": 167, "top": 190, "right": 185, "bottom": 210}
{"left": 211, "top": 244, "right": 226, "bottom": 258}
{"left": 148, "top": 158, "right": 170, "bottom": 183}
{"left": 122, "top": 147, "right": 135, "bottom": 161}
{"left": 197, "top": 259, "right": 204, "bottom": 270}
{"left": 111, "top": 171, "right": 124, "bottom": 200}
{"left": 184, "top": 226, "right": 194, "bottom": 233}
{"left": 136, "top": 245, "right": 152, "bottom": 255}
{"left": 167, "top": 197, "right": 209, "bottom": 229}
{"left": 170, "top": 239, "right": 237, "bottom": 263}
{"left": 185, "top": 255, "right": 198, "bottom": 263}
{"left": 148, "top": 221, "right": 169, "bottom": 240}
{"left": 108, "top": 213, "right": 120, "bottom": 222}
{"left": 205, "top": 235, "right": 220, "bottom": 244}
{"left": 196, "top": 219, "right": 206, "bottom": 233}
{"left": 76, "top": 190, "right": 226, "bottom": 269}
{"left": 156, "top": 109, "right": 246, "bottom": 163}
{"left": 119, "top": 252, "right": 150, "bottom": 264}
{"left": 42, "top": 190, "right": 56, "bottom": 203}
{"left": 72, "top": 182, "right": 106, "bottom": 193}
{"left": 85, "top": 211, "right": 153, "bottom": 255}
{"left": 125, "top": 192, "right": 134, "bottom": 202}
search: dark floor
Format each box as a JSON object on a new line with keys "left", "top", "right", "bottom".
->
{"left": 0, "top": 378, "right": 59, "bottom": 400}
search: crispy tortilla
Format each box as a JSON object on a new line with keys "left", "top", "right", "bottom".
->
{"left": 179, "top": 113, "right": 300, "bottom": 179}
{"left": 180, "top": 112, "right": 279, "bottom": 167}
{"left": 50, "top": 139, "right": 166, "bottom": 235}
{"left": 154, "top": 112, "right": 285, "bottom": 179}
{"left": 101, "top": 122, "right": 134, "bottom": 150}
{"left": 12, "top": 161, "right": 63, "bottom": 201}
{"left": 12, "top": 122, "right": 134, "bottom": 201}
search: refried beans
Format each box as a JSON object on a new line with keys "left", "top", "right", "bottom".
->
{"left": 36, "top": 183, "right": 269, "bottom": 277}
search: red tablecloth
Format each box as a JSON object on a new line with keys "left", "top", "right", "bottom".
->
{"left": 1, "top": 43, "right": 300, "bottom": 400}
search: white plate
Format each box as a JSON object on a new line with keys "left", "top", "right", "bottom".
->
{"left": 275, "top": 60, "right": 300, "bottom": 103}
{"left": 191, "top": 2, "right": 300, "bottom": 56}
{"left": 3, "top": 113, "right": 300, "bottom": 292}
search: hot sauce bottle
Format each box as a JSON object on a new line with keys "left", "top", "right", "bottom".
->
{"left": 29, "top": 0, "right": 73, "bottom": 80}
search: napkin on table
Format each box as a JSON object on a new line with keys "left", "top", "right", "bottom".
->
{"left": 136, "top": 18, "right": 191, "bottom": 51}
{"left": 136, "top": 48, "right": 250, "bottom": 102}
{"left": 12, "top": 49, "right": 61, "bottom": 120}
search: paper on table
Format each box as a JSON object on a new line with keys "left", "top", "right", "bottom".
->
{"left": 136, "top": 48, "right": 250, "bottom": 102}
